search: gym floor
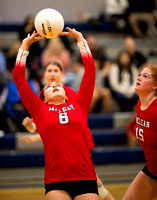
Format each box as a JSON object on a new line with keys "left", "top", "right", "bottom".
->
{"left": 1, "top": 162, "right": 157, "bottom": 200}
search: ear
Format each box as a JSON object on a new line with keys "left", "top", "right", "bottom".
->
{"left": 43, "top": 99, "right": 48, "bottom": 104}
{"left": 65, "top": 96, "right": 68, "bottom": 102}
{"left": 152, "top": 83, "right": 157, "bottom": 90}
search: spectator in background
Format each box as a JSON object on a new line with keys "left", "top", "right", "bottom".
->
{"left": 89, "top": 59, "right": 112, "bottom": 113}
{"left": 0, "top": 50, "right": 10, "bottom": 133}
{"left": 72, "top": 59, "right": 112, "bottom": 113}
{"left": 6, "top": 40, "right": 21, "bottom": 73}
{"left": 104, "top": 0, "right": 129, "bottom": 32}
{"left": 41, "top": 37, "right": 71, "bottom": 84}
{"left": 18, "top": 15, "right": 35, "bottom": 41}
{"left": 85, "top": 34, "right": 110, "bottom": 70}
{"left": 18, "top": 15, "right": 42, "bottom": 88}
{"left": 0, "top": 85, "right": 9, "bottom": 133}
{"left": 18, "top": 14, "right": 41, "bottom": 67}
{"left": 0, "top": 50, "right": 6, "bottom": 74}
{"left": 75, "top": 33, "right": 111, "bottom": 85}
{"left": 6, "top": 39, "right": 40, "bottom": 98}
{"left": 72, "top": 33, "right": 112, "bottom": 113}
{"left": 124, "top": 36, "right": 148, "bottom": 70}
{"left": 127, "top": 0, "right": 156, "bottom": 37}
{"left": 5, "top": 39, "right": 40, "bottom": 132}
{"left": 5, "top": 67, "right": 39, "bottom": 132}
{"left": 59, "top": 35, "right": 75, "bottom": 55}
{"left": 108, "top": 50, "right": 139, "bottom": 112}
{"left": 71, "top": 61, "right": 84, "bottom": 92}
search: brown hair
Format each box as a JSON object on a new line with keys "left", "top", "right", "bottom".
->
{"left": 145, "top": 64, "right": 157, "bottom": 96}
{"left": 40, "top": 89, "right": 45, "bottom": 101}
{"left": 44, "top": 61, "right": 63, "bottom": 72}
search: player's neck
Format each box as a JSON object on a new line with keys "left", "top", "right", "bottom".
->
{"left": 48, "top": 97, "right": 66, "bottom": 105}
{"left": 140, "top": 94, "right": 157, "bottom": 110}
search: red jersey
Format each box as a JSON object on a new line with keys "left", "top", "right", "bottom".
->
{"left": 38, "top": 84, "right": 94, "bottom": 151}
{"left": 135, "top": 100, "right": 157, "bottom": 176}
{"left": 127, "top": 117, "right": 136, "bottom": 137}
{"left": 13, "top": 40, "right": 97, "bottom": 184}
{"left": 63, "top": 85, "right": 94, "bottom": 151}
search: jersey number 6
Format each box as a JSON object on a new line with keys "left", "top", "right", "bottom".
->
{"left": 59, "top": 113, "right": 69, "bottom": 124}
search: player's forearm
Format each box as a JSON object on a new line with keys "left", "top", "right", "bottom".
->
{"left": 20, "top": 40, "right": 31, "bottom": 51}
{"left": 77, "top": 40, "right": 96, "bottom": 110}
{"left": 33, "top": 134, "right": 41, "bottom": 142}
{"left": 77, "top": 40, "right": 95, "bottom": 75}
{"left": 13, "top": 48, "right": 40, "bottom": 120}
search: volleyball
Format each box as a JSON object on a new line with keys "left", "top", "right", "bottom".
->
{"left": 34, "top": 8, "right": 64, "bottom": 38}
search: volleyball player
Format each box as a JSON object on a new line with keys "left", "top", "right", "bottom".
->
{"left": 123, "top": 64, "right": 157, "bottom": 200}
{"left": 14, "top": 27, "right": 100, "bottom": 200}
{"left": 20, "top": 45, "right": 115, "bottom": 200}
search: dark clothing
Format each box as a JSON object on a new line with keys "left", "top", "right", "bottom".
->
{"left": 128, "top": 0, "right": 155, "bottom": 13}
{"left": 18, "top": 26, "right": 41, "bottom": 67}
{"left": 77, "top": 46, "right": 108, "bottom": 69}
{"left": 142, "top": 165, "right": 157, "bottom": 181}
{"left": 45, "top": 180, "right": 98, "bottom": 198}
{"left": 131, "top": 51, "right": 147, "bottom": 69}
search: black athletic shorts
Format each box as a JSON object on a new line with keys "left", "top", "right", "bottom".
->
{"left": 45, "top": 180, "right": 98, "bottom": 199}
{"left": 142, "top": 165, "right": 157, "bottom": 181}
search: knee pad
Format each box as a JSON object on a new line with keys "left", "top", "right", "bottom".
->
{"left": 98, "top": 185, "right": 108, "bottom": 199}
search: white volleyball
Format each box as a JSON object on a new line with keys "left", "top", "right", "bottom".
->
{"left": 34, "top": 8, "right": 64, "bottom": 38}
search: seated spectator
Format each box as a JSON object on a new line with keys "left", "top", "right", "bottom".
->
{"left": 18, "top": 15, "right": 42, "bottom": 86}
{"left": 72, "top": 33, "right": 112, "bottom": 113}
{"left": 85, "top": 33, "right": 110, "bottom": 70}
{"left": 41, "top": 37, "right": 71, "bottom": 80}
{"left": 124, "top": 36, "right": 148, "bottom": 70}
{"left": 104, "top": 0, "right": 129, "bottom": 31}
{"left": 0, "top": 50, "right": 6, "bottom": 74}
{"left": 5, "top": 68, "right": 39, "bottom": 132}
{"left": 71, "top": 62, "right": 84, "bottom": 92}
{"left": 18, "top": 14, "right": 41, "bottom": 67}
{"left": 72, "top": 61, "right": 112, "bottom": 113}
{"left": 127, "top": 0, "right": 156, "bottom": 37}
{"left": 18, "top": 14, "right": 35, "bottom": 41}
{"left": 89, "top": 60, "right": 112, "bottom": 113}
{"left": 59, "top": 35, "right": 75, "bottom": 55}
{"left": 76, "top": 33, "right": 111, "bottom": 84}
{"left": 0, "top": 83, "right": 10, "bottom": 133}
{"left": 0, "top": 50, "right": 13, "bottom": 133}
{"left": 7, "top": 39, "right": 40, "bottom": 89}
{"left": 6, "top": 40, "right": 22, "bottom": 72}
{"left": 108, "top": 50, "right": 139, "bottom": 112}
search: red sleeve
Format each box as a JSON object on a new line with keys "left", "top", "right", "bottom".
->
{"left": 63, "top": 85, "right": 77, "bottom": 100}
{"left": 76, "top": 40, "right": 96, "bottom": 116}
{"left": 127, "top": 117, "right": 136, "bottom": 137}
{"left": 13, "top": 49, "right": 41, "bottom": 121}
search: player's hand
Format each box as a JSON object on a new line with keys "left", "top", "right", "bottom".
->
{"left": 21, "top": 31, "right": 46, "bottom": 50}
{"left": 59, "top": 27, "right": 84, "bottom": 42}
{"left": 19, "top": 134, "right": 41, "bottom": 144}
{"left": 22, "top": 117, "right": 33, "bottom": 126}
{"left": 22, "top": 117, "right": 36, "bottom": 133}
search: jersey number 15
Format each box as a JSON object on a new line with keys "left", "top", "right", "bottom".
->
{"left": 135, "top": 127, "right": 144, "bottom": 141}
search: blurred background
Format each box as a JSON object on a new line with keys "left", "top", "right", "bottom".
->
{"left": 0, "top": 0, "right": 157, "bottom": 199}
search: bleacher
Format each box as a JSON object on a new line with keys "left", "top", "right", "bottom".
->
{"left": 0, "top": 112, "right": 145, "bottom": 168}
{"left": 1, "top": 20, "right": 156, "bottom": 169}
